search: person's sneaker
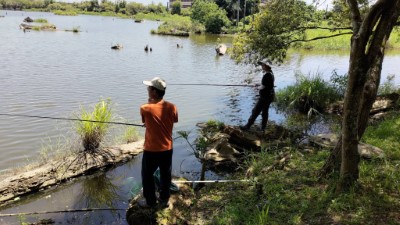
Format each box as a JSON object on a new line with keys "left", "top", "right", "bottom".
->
{"left": 157, "top": 198, "right": 169, "bottom": 209}
{"left": 137, "top": 199, "right": 156, "bottom": 208}
{"left": 239, "top": 125, "right": 250, "bottom": 131}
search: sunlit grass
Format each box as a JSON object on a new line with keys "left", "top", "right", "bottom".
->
{"left": 301, "top": 28, "right": 352, "bottom": 50}
{"left": 34, "top": 18, "right": 47, "bottom": 23}
{"left": 75, "top": 98, "right": 113, "bottom": 152}
{"left": 53, "top": 10, "right": 78, "bottom": 16}
{"left": 122, "top": 126, "right": 140, "bottom": 144}
{"left": 275, "top": 72, "right": 343, "bottom": 114}
{"left": 298, "top": 26, "right": 400, "bottom": 50}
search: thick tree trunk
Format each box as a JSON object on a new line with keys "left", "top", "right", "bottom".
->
{"left": 320, "top": 0, "right": 400, "bottom": 192}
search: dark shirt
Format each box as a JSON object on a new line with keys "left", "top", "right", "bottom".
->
{"left": 259, "top": 71, "right": 275, "bottom": 98}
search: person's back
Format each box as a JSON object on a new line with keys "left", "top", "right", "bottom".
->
{"left": 141, "top": 100, "right": 177, "bottom": 151}
{"left": 259, "top": 71, "right": 275, "bottom": 98}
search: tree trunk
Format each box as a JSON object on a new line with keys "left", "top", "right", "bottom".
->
{"left": 320, "top": 0, "right": 400, "bottom": 192}
{"left": 319, "top": 137, "right": 342, "bottom": 178}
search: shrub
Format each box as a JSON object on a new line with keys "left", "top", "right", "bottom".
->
{"left": 204, "top": 9, "right": 230, "bottom": 34}
{"left": 379, "top": 74, "right": 398, "bottom": 95}
{"left": 123, "top": 126, "right": 140, "bottom": 143}
{"left": 276, "top": 72, "right": 342, "bottom": 114}
{"left": 34, "top": 18, "right": 48, "bottom": 23}
{"left": 126, "top": 2, "right": 146, "bottom": 15}
{"left": 152, "top": 20, "right": 191, "bottom": 36}
{"left": 76, "top": 99, "right": 113, "bottom": 152}
{"left": 190, "top": 0, "right": 219, "bottom": 24}
{"left": 329, "top": 70, "right": 348, "bottom": 98}
{"left": 171, "top": 0, "right": 182, "bottom": 15}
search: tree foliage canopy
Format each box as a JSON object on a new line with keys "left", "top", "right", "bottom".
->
{"left": 191, "top": 0, "right": 229, "bottom": 33}
{"left": 231, "top": 0, "right": 318, "bottom": 64}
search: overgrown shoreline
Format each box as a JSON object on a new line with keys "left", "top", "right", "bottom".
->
{"left": 156, "top": 113, "right": 400, "bottom": 224}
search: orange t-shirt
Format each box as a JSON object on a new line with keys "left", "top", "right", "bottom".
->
{"left": 140, "top": 100, "right": 178, "bottom": 151}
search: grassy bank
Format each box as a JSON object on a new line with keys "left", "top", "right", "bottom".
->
{"left": 300, "top": 27, "right": 400, "bottom": 51}
{"left": 190, "top": 114, "right": 400, "bottom": 224}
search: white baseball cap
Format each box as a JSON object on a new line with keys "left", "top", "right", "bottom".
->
{"left": 143, "top": 77, "right": 167, "bottom": 91}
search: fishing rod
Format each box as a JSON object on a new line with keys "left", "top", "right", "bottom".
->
{"left": 0, "top": 113, "right": 144, "bottom": 127}
{"left": 169, "top": 83, "right": 256, "bottom": 87}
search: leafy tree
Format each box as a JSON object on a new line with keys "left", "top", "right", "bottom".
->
{"left": 231, "top": 0, "right": 400, "bottom": 192}
{"left": 204, "top": 8, "right": 230, "bottom": 33}
{"left": 126, "top": 2, "right": 145, "bottom": 15}
{"left": 47, "top": 2, "right": 65, "bottom": 10}
{"left": 147, "top": 3, "right": 166, "bottom": 14}
{"left": 171, "top": 0, "right": 182, "bottom": 15}
{"left": 191, "top": 0, "right": 219, "bottom": 23}
{"left": 191, "top": 0, "right": 230, "bottom": 33}
{"left": 231, "top": 0, "right": 318, "bottom": 63}
{"left": 215, "top": 0, "right": 259, "bottom": 21}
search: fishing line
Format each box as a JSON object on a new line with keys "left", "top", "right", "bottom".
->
{"left": 169, "top": 83, "right": 256, "bottom": 87}
{"left": 173, "top": 179, "right": 253, "bottom": 183}
{"left": 0, "top": 113, "right": 144, "bottom": 127}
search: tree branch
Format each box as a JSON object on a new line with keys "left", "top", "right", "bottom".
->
{"left": 297, "top": 26, "right": 352, "bottom": 31}
{"left": 347, "top": 0, "right": 362, "bottom": 31}
{"left": 288, "top": 32, "right": 353, "bottom": 44}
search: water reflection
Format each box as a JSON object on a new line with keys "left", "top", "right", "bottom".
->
{"left": 77, "top": 174, "right": 122, "bottom": 209}
{"left": 63, "top": 173, "right": 125, "bottom": 224}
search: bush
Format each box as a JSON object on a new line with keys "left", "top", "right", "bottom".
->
{"left": 190, "top": 0, "right": 219, "bottom": 23}
{"left": 126, "top": 2, "right": 145, "bottom": 15}
{"left": 123, "top": 127, "right": 139, "bottom": 143}
{"left": 276, "top": 72, "right": 342, "bottom": 114}
{"left": 147, "top": 3, "right": 166, "bottom": 14}
{"left": 34, "top": 18, "right": 48, "bottom": 23}
{"left": 152, "top": 20, "right": 191, "bottom": 36}
{"left": 204, "top": 9, "right": 230, "bottom": 33}
{"left": 379, "top": 74, "right": 398, "bottom": 95}
{"left": 76, "top": 99, "right": 113, "bottom": 152}
{"left": 171, "top": 0, "right": 181, "bottom": 15}
{"left": 181, "top": 8, "right": 191, "bottom": 17}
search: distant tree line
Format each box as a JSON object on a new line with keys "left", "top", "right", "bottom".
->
{"left": 0, "top": 0, "right": 167, "bottom": 16}
{"left": 0, "top": 0, "right": 261, "bottom": 34}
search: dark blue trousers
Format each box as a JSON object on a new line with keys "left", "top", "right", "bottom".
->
{"left": 141, "top": 150, "right": 173, "bottom": 205}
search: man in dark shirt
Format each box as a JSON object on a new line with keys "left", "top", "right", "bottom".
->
{"left": 240, "top": 62, "right": 275, "bottom": 131}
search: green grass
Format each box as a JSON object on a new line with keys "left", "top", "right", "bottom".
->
{"left": 362, "top": 114, "right": 400, "bottom": 160}
{"left": 301, "top": 28, "right": 352, "bottom": 50}
{"left": 151, "top": 20, "right": 192, "bottom": 36}
{"left": 33, "top": 18, "right": 47, "bottom": 23}
{"left": 298, "top": 25, "right": 400, "bottom": 50}
{"left": 275, "top": 72, "right": 343, "bottom": 114}
{"left": 53, "top": 10, "right": 78, "bottom": 16}
{"left": 209, "top": 129, "right": 400, "bottom": 225}
{"left": 122, "top": 126, "right": 140, "bottom": 144}
{"left": 75, "top": 99, "right": 113, "bottom": 152}
{"left": 135, "top": 12, "right": 190, "bottom": 23}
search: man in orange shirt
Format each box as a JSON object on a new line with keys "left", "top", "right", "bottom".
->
{"left": 139, "top": 77, "right": 178, "bottom": 208}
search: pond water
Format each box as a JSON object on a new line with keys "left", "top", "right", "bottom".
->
{"left": 0, "top": 10, "right": 399, "bottom": 224}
